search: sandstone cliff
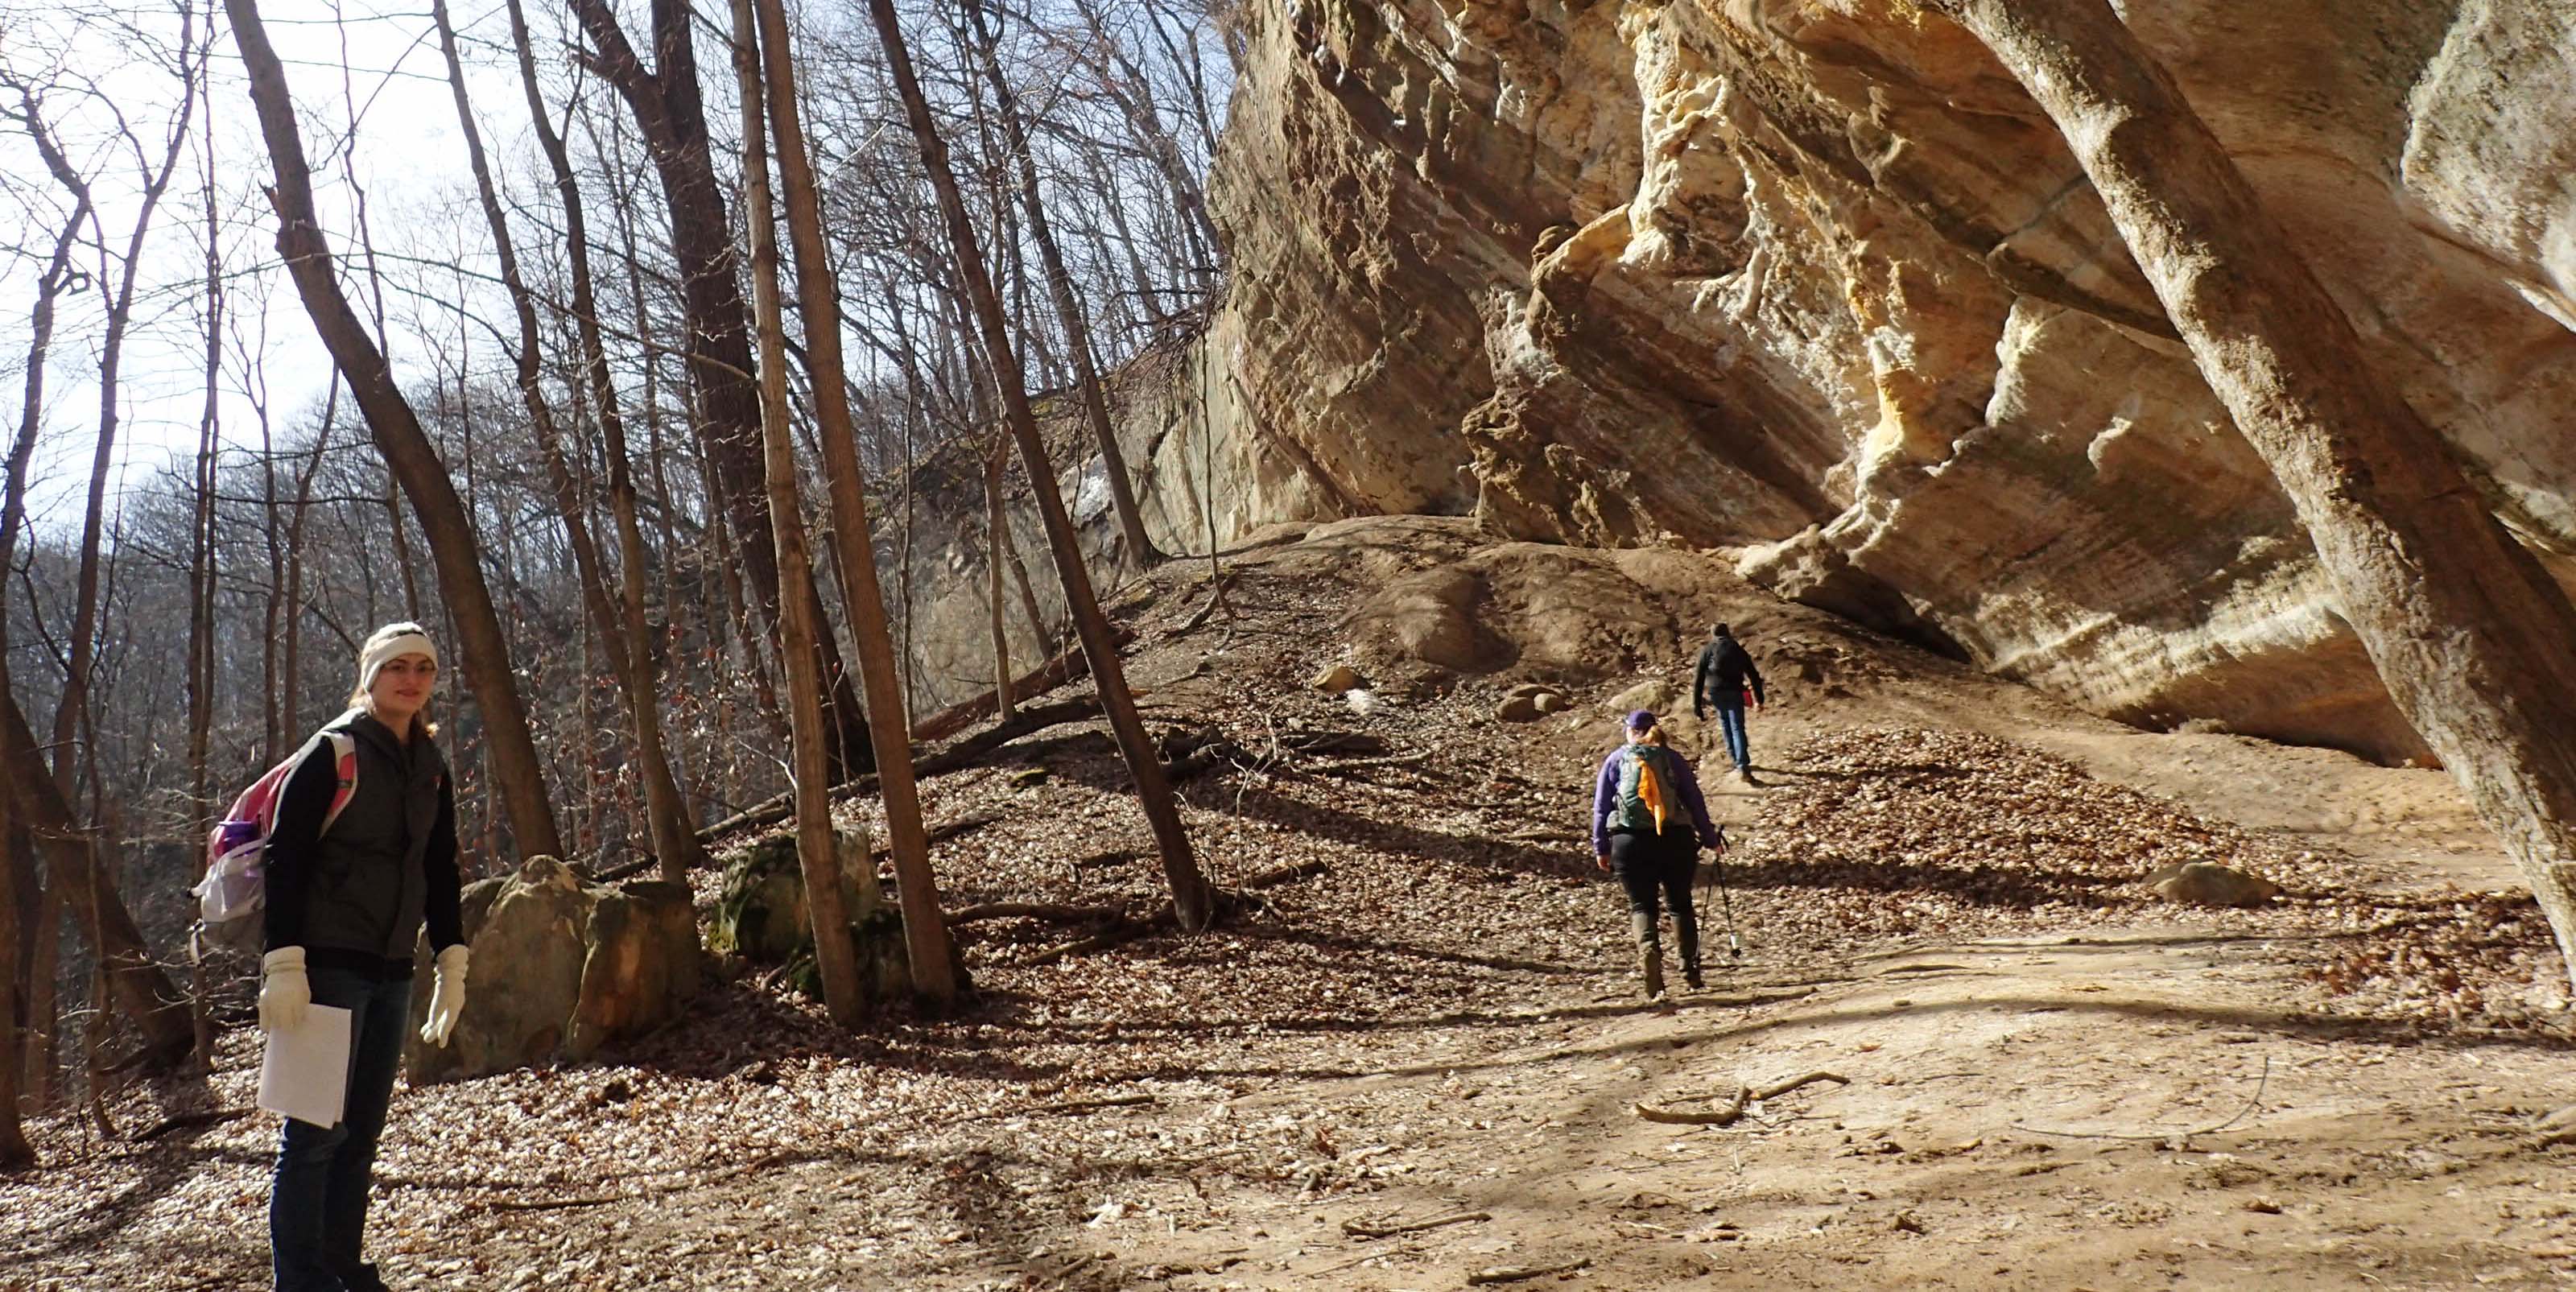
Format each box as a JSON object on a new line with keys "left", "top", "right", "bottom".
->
{"left": 902, "top": 0, "right": 2576, "bottom": 766}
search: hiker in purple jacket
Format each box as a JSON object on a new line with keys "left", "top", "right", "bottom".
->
{"left": 1592, "top": 710, "right": 1725, "bottom": 997}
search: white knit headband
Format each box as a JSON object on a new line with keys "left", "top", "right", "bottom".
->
{"left": 359, "top": 630, "right": 439, "bottom": 691}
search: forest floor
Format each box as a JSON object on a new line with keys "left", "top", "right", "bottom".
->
{"left": 8, "top": 515, "right": 2575, "bottom": 1290}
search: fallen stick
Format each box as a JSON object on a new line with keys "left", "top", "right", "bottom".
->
{"left": 1634, "top": 1071, "right": 1851, "bottom": 1127}
{"left": 1467, "top": 1257, "right": 1590, "bottom": 1285}
{"left": 132, "top": 1108, "right": 251, "bottom": 1141}
{"left": 1241, "top": 859, "right": 1327, "bottom": 890}
{"left": 1028, "top": 906, "right": 1178, "bottom": 966}
{"left": 1341, "top": 1209, "right": 1490, "bottom": 1240}
{"left": 2012, "top": 1056, "right": 2270, "bottom": 1143}
{"left": 1025, "top": 1093, "right": 1157, "bottom": 1117}
{"left": 945, "top": 901, "right": 1124, "bottom": 927}
{"left": 471, "top": 1150, "right": 803, "bottom": 1212}
{"left": 910, "top": 628, "right": 1132, "bottom": 744}
{"left": 1175, "top": 568, "right": 1240, "bottom": 634}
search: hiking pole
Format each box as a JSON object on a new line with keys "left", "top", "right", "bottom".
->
{"left": 1704, "top": 825, "right": 1745, "bottom": 961}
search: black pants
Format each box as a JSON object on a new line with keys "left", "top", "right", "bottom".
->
{"left": 1609, "top": 826, "right": 1699, "bottom": 964}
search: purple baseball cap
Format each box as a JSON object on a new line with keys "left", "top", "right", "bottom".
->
{"left": 1626, "top": 709, "right": 1658, "bottom": 731}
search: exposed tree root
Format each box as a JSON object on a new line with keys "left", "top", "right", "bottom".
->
{"left": 1468, "top": 1257, "right": 1591, "bottom": 1284}
{"left": 1633, "top": 1070, "right": 1851, "bottom": 1126}
{"left": 1342, "top": 1209, "right": 1490, "bottom": 1239}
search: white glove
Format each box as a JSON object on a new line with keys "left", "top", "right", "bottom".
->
{"left": 259, "top": 947, "right": 310, "bottom": 1033}
{"left": 419, "top": 944, "right": 469, "bottom": 1048}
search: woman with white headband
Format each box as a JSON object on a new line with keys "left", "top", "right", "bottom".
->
{"left": 258, "top": 621, "right": 469, "bottom": 1292}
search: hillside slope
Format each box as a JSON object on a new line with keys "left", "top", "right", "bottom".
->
{"left": 10, "top": 518, "right": 2571, "bottom": 1290}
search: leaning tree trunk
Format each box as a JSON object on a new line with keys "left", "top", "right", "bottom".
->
{"left": 1930, "top": 0, "right": 2576, "bottom": 990}
{"left": 964, "top": 0, "right": 1162, "bottom": 566}
{"left": 501, "top": 0, "right": 708, "bottom": 880}
{"left": 729, "top": 0, "right": 864, "bottom": 1026}
{"left": 0, "top": 688, "right": 193, "bottom": 1070}
{"left": 862, "top": 0, "right": 1214, "bottom": 931}
{"left": 432, "top": 0, "right": 700, "bottom": 878}
{"left": 752, "top": 0, "right": 959, "bottom": 1007}
{"left": 225, "top": 0, "right": 564, "bottom": 861}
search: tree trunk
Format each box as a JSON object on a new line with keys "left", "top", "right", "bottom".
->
{"left": 22, "top": 50, "right": 196, "bottom": 803}
{"left": 0, "top": 687, "right": 193, "bottom": 1070}
{"left": 225, "top": 0, "right": 565, "bottom": 862}
{"left": 1932, "top": 0, "right": 2576, "bottom": 990}
{"left": 433, "top": 0, "right": 701, "bottom": 878}
{"left": 729, "top": 0, "right": 864, "bottom": 1026}
{"left": 186, "top": 109, "right": 223, "bottom": 1067}
{"left": 862, "top": 0, "right": 1214, "bottom": 932}
{"left": 500, "top": 0, "right": 707, "bottom": 880}
{"left": 751, "top": 0, "right": 959, "bottom": 1007}
{"left": 0, "top": 767, "right": 27, "bottom": 1167}
{"left": 964, "top": 0, "right": 1162, "bottom": 566}
{"left": 985, "top": 442, "right": 1016, "bottom": 723}
{"left": 566, "top": 0, "right": 875, "bottom": 780}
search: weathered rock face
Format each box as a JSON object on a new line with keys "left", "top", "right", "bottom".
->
{"left": 403, "top": 856, "right": 700, "bottom": 1082}
{"left": 1137, "top": 0, "right": 2573, "bottom": 764}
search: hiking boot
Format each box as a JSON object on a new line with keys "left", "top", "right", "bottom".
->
{"left": 1683, "top": 964, "right": 1704, "bottom": 991}
{"left": 332, "top": 1263, "right": 392, "bottom": 1292}
{"left": 1637, "top": 945, "right": 1666, "bottom": 999}
{"left": 1631, "top": 913, "right": 1664, "bottom": 999}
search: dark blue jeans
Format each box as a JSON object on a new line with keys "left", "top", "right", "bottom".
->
{"left": 271, "top": 966, "right": 412, "bottom": 1292}
{"left": 1713, "top": 704, "right": 1751, "bottom": 772}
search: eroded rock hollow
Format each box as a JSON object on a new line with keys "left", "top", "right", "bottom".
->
{"left": 902, "top": 0, "right": 2576, "bottom": 766}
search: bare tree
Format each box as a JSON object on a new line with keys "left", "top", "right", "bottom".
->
{"left": 730, "top": 0, "right": 865, "bottom": 1025}
{"left": 430, "top": 0, "right": 700, "bottom": 878}
{"left": 568, "top": 0, "right": 877, "bottom": 780}
{"left": 52, "top": 10, "right": 199, "bottom": 809}
{"left": 224, "top": 0, "right": 565, "bottom": 861}
{"left": 752, "top": 0, "right": 959, "bottom": 1005}
{"left": 1927, "top": 0, "right": 2576, "bottom": 990}
{"left": 963, "top": 0, "right": 1161, "bottom": 567}
{"left": 500, "top": 0, "right": 709, "bottom": 878}
{"left": 862, "top": 0, "right": 1213, "bottom": 931}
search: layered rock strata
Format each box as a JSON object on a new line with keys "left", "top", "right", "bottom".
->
{"left": 1176, "top": 0, "right": 2576, "bottom": 762}
{"left": 894, "top": 1, "right": 2576, "bottom": 766}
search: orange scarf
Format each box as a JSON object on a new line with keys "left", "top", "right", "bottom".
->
{"left": 1633, "top": 743, "right": 1668, "bottom": 832}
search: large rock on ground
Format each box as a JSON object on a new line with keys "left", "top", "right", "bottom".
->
{"left": 711, "top": 826, "right": 876, "bottom": 963}
{"left": 712, "top": 826, "right": 959, "bottom": 1010}
{"left": 405, "top": 855, "right": 701, "bottom": 1082}
{"left": 2148, "top": 861, "right": 2283, "bottom": 908}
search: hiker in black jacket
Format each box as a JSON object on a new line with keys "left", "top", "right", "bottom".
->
{"left": 1692, "top": 622, "right": 1767, "bottom": 782}
{"left": 260, "top": 622, "right": 469, "bottom": 1292}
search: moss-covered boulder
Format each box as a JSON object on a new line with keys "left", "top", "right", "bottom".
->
{"left": 710, "top": 825, "right": 878, "bottom": 962}
{"left": 713, "top": 824, "right": 966, "bottom": 1009}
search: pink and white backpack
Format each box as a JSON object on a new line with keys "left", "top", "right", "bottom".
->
{"left": 192, "top": 728, "right": 360, "bottom": 956}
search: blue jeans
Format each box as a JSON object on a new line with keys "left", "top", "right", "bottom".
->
{"left": 272, "top": 966, "right": 412, "bottom": 1292}
{"left": 1713, "top": 704, "right": 1751, "bottom": 772}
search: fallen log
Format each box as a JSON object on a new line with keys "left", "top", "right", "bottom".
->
{"left": 915, "top": 696, "right": 1105, "bottom": 781}
{"left": 1468, "top": 1257, "right": 1590, "bottom": 1285}
{"left": 910, "top": 625, "right": 1133, "bottom": 744}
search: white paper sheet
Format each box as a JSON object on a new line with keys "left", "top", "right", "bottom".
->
{"left": 258, "top": 1004, "right": 353, "bottom": 1128}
